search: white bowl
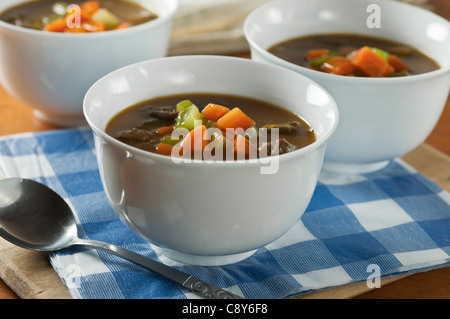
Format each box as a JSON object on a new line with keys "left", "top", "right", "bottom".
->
{"left": 244, "top": 0, "right": 450, "bottom": 173}
{"left": 0, "top": 0, "right": 178, "bottom": 127}
{"left": 84, "top": 55, "right": 338, "bottom": 265}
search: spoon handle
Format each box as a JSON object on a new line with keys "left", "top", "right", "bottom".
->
{"left": 74, "top": 239, "right": 243, "bottom": 299}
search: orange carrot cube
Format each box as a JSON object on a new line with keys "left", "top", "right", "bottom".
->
{"left": 305, "top": 49, "right": 330, "bottom": 60}
{"left": 351, "top": 46, "right": 394, "bottom": 77}
{"left": 320, "top": 56, "right": 355, "bottom": 75}
{"left": 216, "top": 108, "right": 255, "bottom": 131}
{"left": 44, "top": 18, "right": 67, "bottom": 32}
{"left": 388, "top": 55, "right": 411, "bottom": 72}
{"left": 201, "top": 103, "right": 230, "bottom": 122}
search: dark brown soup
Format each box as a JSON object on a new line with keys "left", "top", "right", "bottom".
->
{"left": 268, "top": 34, "right": 440, "bottom": 77}
{"left": 0, "top": 0, "right": 158, "bottom": 32}
{"left": 106, "top": 93, "right": 316, "bottom": 160}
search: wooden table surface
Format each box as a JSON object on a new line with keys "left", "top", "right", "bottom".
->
{"left": 0, "top": 0, "right": 449, "bottom": 299}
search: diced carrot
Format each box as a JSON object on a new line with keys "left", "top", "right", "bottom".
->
{"left": 81, "top": 0, "right": 101, "bottom": 18}
{"left": 388, "top": 55, "right": 411, "bottom": 72}
{"left": 201, "top": 103, "right": 230, "bottom": 122}
{"left": 234, "top": 135, "right": 256, "bottom": 159}
{"left": 216, "top": 108, "right": 256, "bottom": 131}
{"left": 156, "top": 124, "right": 174, "bottom": 135}
{"left": 305, "top": 49, "right": 329, "bottom": 60}
{"left": 64, "top": 26, "right": 87, "bottom": 33}
{"left": 115, "top": 22, "right": 131, "bottom": 30}
{"left": 351, "top": 46, "right": 394, "bottom": 77}
{"left": 68, "top": 7, "right": 90, "bottom": 22}
{"left": 44, "top": 18, "right": 67, "bottom": 32}
{"left": 156, "top": 143, "right": 174, "bottom": 156}
{"left": 182, "top": 125, "right": 209, "bottom": 153}
{"left": 320, "top": 56, "right": 355, "bottom": 76}
{"left": 82, "top": 20, "right": 106, "bottom": 32}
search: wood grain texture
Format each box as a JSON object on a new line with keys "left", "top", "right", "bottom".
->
{"left": 0, "top": 240, "right": 71, "bottom": 299}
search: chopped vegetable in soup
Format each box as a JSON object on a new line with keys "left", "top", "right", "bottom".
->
{"left": 106, "top": 93, "right": 316, "bottom": 160}
{"left": 0, "top": 0, "right": 158, "bottom": 32}
{"left": 268, "top": 34, "right": 440, "bottom": 77}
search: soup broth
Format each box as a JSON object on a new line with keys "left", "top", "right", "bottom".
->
{"left": 106, "top": 93, "right": 316, "bottom": 160}
{"left": 0, "top": 0, "right": 158, "bottom": 32}
{"left": 268, "top": 34, "right": 440, "bottom": 77}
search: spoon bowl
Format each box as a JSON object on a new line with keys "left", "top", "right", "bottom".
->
{"left": 0, "top": 178, "right": 242, "bottom": 299}
{"left": 0, "top": 178, "right": 77, "bottom": 251}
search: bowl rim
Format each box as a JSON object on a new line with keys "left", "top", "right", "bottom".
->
{"left": 0, "top": 0, "right": 179, "bottom": 38}
{"left": 83, "top": 55, "right": 339, "bottom": 167}
{"left": 243, "top": 0, "right": 450, "bottom": 84}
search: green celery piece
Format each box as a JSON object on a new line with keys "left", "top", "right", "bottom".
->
{"left": 308, "top": 51, "right": 341, "bottom": 67}
{"left": 346, "top": 50, "right": 356, "bottom": 60}
{"left": 174, "top": 104, "right": 203, "bottom": 131}
{"left": 371, "top": 47, "right": 390, "bottom": 61}
{"left": 161, "top": 135, "right": 180, "bottom": 146}
{"left": 202, "top": 118, "right": 218, "bottom": 129}
{"left": 29, "top": 18, "right": 45, "bottom": 30}
{"left": 42, "top": 13, "right": 64, "bottom": 24}
{"left": 92, "top": 8, "right": 121, "bottom": 29}
{"left": 176, "top": 100, "right": 194, "bottom": 112}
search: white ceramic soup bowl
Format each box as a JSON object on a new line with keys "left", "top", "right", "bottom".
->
{"left": 244, "top": 0, "right": 450, "bottom": 173}
{"left": 0, "top": 0, "right": 178, "bottom": 126}
{"left": 84, "top": 55, "right": 338, "bottom": 265}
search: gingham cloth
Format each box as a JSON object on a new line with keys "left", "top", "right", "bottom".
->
{"left": 0, "top": 126, "right": 449, "bottom": 299}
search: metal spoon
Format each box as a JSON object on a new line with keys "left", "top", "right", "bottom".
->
{"left": 0, "top": 177, "right": 243, "bottom": 299}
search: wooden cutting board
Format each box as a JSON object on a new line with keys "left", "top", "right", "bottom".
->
{"left": 0, "top": 143, "right": 449, "bottom": 299}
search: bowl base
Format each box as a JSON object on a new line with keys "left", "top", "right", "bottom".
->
{"left": 161, "top": 248, "right": 257, "bottom": 266}
{"left": 34, "top": 109, "right": 87, "bottom": 127}
{"left": 323, "top": 160, "right": 391, "bottom": 174}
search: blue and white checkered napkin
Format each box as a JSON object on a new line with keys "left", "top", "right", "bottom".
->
{"left": 0, "top": 127, "right": 449, "bottom": 299}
